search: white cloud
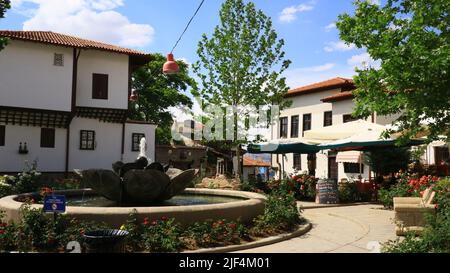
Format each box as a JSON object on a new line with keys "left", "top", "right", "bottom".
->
{"left": 284, "top": 64, "right": 355, "bottom": 89}
{"left": 10, "top": 0, "right": 154, "bottom": 48}
{"left": 347, "top": 53, "right": 381, "bottom": 69}
{"left": 279, "top": 3, "right": 314, "bottom": 23}
{"left": 324, "top": 41, "right": 356, "bottom": 52}
{"left": 299, "top": 63, "right": 336, "bottom": 72}
{"left": 324, "top": 22, "right": 336, "bottom": 31}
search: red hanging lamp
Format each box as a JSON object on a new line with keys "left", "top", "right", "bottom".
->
{"left": 129, "top": 90, "right": 138, "bottom": 102}
{"left": 162, "top": 0, "right": 205, "bottom": 75}
{"left": 163, "top": 53, "right": 180, "bottom": 74}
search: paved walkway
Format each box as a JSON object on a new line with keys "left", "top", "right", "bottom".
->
{"left": 237, "top": 204, "right": 398, "bottom": 253}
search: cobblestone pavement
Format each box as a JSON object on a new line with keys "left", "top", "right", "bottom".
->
{"left": 237, "top": 204, "right": 398, "bottom": 253}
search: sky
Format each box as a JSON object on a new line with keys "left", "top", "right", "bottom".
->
{"left": 0, "top": 0, "right": 380, "bottom": 119}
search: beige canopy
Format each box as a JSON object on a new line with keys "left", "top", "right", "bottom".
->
{"left": 336, "top": 151, "right": 364, "bottom": 163}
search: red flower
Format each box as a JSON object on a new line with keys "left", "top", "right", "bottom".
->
{"left": 143, "top": 217, "right": 150, "bottom": 225}
{"left": 407, "top": 189, "right": 412, "bottom": 194}
{"left": 0, "top": 230, "right": 5, "bottom": 235}
{"left": 161, "top": 216, "right": 168, "bottom": 221}
{"left": 229, "top": 223, "right": 237, "bottom": 230}
{"left": 151, "top": 220, "right": 157, "bottom": 226}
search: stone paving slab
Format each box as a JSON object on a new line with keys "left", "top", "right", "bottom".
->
{"left": 236, "top": 204, "right": 398, "bottom": 253}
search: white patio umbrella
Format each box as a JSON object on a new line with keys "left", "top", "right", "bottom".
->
{"left": 304, "top": 120, "right": 386, "bottom": 142}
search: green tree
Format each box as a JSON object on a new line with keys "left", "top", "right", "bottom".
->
{"left": 363, "top": 147, "right": 411, "bottom": 183}
{"left": 130, "top": 53, "right": 196, "bottom": 144}
{"left": 0, "top": 0, "right": 11, "bottom": 51}
{"left": 337, "top": 0, "right": 450, "bottom": 142}
{"left": 192, "top": 0, "right": 291, "bottom": 181}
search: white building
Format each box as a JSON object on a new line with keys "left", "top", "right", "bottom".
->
{"left": 0, "top": 31, "right": 156, "bottom": 173}
{"left": 271, "top": 77, "right": 405, "bottom": 181}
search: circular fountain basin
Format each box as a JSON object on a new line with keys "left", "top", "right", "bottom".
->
{"left": 0, "top": 189, "right": 266, "bottom": 227}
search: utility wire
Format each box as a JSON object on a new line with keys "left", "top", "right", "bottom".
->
{"left": 170, "top": 0, "right": 206, "bottom": 53}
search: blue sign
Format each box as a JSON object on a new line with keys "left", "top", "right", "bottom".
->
{"left": 43, "top": 195, "right": 66, "bottom": 213}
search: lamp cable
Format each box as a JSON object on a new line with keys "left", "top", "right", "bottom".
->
{"left": 170, "top": 0, "right": 206, "bottom": 53}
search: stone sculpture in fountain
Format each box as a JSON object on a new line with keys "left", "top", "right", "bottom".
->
{"left": 75, "top": 138, "right": 198, "bottom": 204}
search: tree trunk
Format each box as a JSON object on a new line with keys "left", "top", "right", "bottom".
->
{"left": 235, "top": 144, "right": 242, "bottom": 182}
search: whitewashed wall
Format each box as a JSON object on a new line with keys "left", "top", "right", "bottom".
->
{"left": 0, "top": 124, "right": 67, "bottom": 172}
{"left": 275, "top": 89, "right": 340, "bottom": 139}
{"left": 271, "top": 89, "right": 340, "bottom": 177}
{"left": 0, "top": 40, "right": 73, "bottom": 111}
{"left": 123, "top": 123, "right": 156, "bottom": 163}
{"left": 76, "top": 50, "right": 129, "bottom": 110}
{"left": 68, "top": 117, "right": 122, "bottom": 171}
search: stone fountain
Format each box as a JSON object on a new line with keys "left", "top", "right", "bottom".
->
{"left": 75, "top": 138, "right": 198, "bottom": 204}
{"left": 0, "top": 138, "right": 266, "bottom": 227}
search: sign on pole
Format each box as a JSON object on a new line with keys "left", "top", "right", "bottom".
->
{"left": 43, "top": 195, "right": 66, "bottom": 214}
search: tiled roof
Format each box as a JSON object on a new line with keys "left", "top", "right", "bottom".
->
{"left": 0, "top": 30, "right": 148, "bottom": 56}
{"left": 285, "top": 77, "right": 355, "bottom": 98}
{"left": 321, "top": 91, "right": 354, "bottom": 102}
{"left": 243, "top": 157, "right": 271, "bottom": 167}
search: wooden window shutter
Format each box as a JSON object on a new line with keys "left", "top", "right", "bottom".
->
{"left": 92, "top": 74, "right": 109, "bottom": 100}
{"left": 41, "top": 128, "right": 55, "bottom": 148}
{"left": 0, "top": 125, "right": 5, "bottom": 146}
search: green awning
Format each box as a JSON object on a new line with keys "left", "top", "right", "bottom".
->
{"left": 318, "top": 139, "right": 426, "bottom": 151}
{"left": 248, "top": 142, "right": 321, "bottom": 154}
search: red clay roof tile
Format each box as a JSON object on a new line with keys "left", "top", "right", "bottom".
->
{"left": 285, "top": 77, "right": 355, "bottom": 98}
{"left": 321, "top": 91, "right": 354, "bottom": 102}
{"left": 243, "top": 157, "right": 271, "bottom": 167}
{"left": 0, "top": 30, "right": 148, "bottom": 56}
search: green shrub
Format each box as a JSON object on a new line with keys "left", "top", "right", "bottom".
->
{"left": 0, "top": 177, "right": 13, "bottom": 198}
{"left": 338, "top": 182, "right": 358, "bottom": 203}
{"left": 251, "top": 189, "right": 301, "bottom": 235}
{"left": 120, "top": 210, "right": 144, "bottom": 252}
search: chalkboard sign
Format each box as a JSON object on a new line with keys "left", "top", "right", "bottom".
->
{"left": 316, "top": 179, "right": 339, "bottom": 204}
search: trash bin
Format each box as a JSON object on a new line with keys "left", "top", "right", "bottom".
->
{"left": 83, "top": 229, "right": 129, "bottom": 253}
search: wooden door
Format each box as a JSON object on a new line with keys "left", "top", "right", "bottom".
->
{"left": 328, "top": 156, "right": 338, "bottom": 182}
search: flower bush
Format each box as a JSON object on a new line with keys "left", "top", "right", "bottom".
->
{"left": 0, "top": 205, "right": 109, "bottom": 253}
{"left": 269, "top": 173, "right": 317, "bottom": 201}
{"left": 8, "top": 162, "right": 42, "bottom": 194}
{"left": 185, "top": 219, "right": 247, "bottom": 249}
{"left": 378, "top": 173, "right": 439, "bottom": 209}
{"left": 383, "top": 178, "right": 450, "bottom": 253}
{"left": 1, "top": 190, "right": 304, "bottom": 253}
{"left": 141, "top": 217, "right": 183, "bottom": 253}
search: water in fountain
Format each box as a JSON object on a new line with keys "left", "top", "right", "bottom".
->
{"left": 138, "top": 137, "right": 147, "bottom": 161}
